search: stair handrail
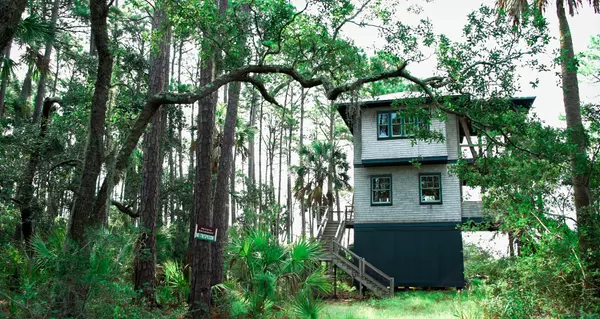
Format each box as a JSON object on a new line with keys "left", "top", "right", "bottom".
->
{"left": 334, "top": 218, "right": 345, "bottom": 243}
{"left": 345, "top": 205, "right": 354, "bottom": 222}
{"left": 316, "top": 216, "right": 328, "bottom": 238}
{"left": 331, "top": 240, "right": 394, "bottom": 297}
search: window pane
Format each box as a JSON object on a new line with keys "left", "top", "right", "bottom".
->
{"left": 420, "top": 175, "right": 441, "bottom": 203}
{"left": 379, "top": 125, "right": 389, "bottom": 138}
{"left": 421, "top": 189, "right": 440, "bottom": 202}
{"left": 372, "top": 177, "right": 391, "bottom": 203}
{"left": 391, "top": 124, "right": 402, "bottom": 136}
{"left": 391, "top": 112, "right": 401, "bottom": 124}
{"left": 378, "top": 113, "right": 389, "bottom": 125}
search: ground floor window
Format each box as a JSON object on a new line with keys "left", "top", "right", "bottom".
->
{"left": 419, "top": 173, "right": 442, "bottom": 204}
{"left": 371, "top": 175, "right": 392, "bottom": 205}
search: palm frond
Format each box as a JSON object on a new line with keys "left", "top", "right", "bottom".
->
{"left": 15, "top": 15, "right": 55, "bottom": 45}
{"left": 292, "top": 293, "right": 324, "bottom": 319}
{"left": 0, "top": 56, "right": 15, "bottom": 82}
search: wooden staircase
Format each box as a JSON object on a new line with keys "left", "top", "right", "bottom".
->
{"left": 316, "top": 213, "right": 394, "bottom": 298}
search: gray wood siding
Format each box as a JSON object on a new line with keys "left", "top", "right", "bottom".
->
{"left": 360, "top": 107, "right": 448, "bottom": 161}
{"left": 353, "top": 116, "right": 362, "bottom": 164}
{"left": 354, "top": 165, "right": 462, "bottom": 223}
{"left": 461, "top": 201, "right": 483, "bottom": 218}
{"left": 446, "top": 114, "right": 459, "bottom": 160}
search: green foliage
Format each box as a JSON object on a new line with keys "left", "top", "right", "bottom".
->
{"left": 223, "top": 227, "right": 331, "bottom": 318}
{"left": 0, "top": 226, "right": 187, "bottom": 318}
{"left": 293, "top": 140, "right": 351, "bottom": 214}
{"left": 463, "top": 243, "right": 508, "bottom": 286}
{"left": 323, "top": 290, "right": 485, "bottom": 319}
{"left": 579, "top": 34, "right": 600, "bottom": 83}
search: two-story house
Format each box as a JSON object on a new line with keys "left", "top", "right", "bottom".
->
{"left": 335, "top": 93, "right": 535, "bottom": 289}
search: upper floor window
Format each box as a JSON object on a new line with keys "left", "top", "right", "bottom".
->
{"left": 377, "top": 110, "right": 426, "bottom": 139}
{"left": 419, "top": 173, "right": 442, "bottom": 204}
{"left": 371, "top": 175, "right": 392, "bottom": 206}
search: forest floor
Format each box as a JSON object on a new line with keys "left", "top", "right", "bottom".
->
{"left": 321, "top": 289, "right": 484, "bottom": 319}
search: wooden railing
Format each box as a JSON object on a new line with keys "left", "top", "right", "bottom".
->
{"left": 316, "top": 216, "right": 328, "bottom": 238}
{"left": 330, "top": 241, "right": 394, "bottom": 297}
{"left": 344, "top": 205, "right": 354, "bottom": 222}
{"left": 334, "top": 217, "right": 345, "bottom": 243}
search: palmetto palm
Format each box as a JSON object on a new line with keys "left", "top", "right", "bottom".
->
{"left": 293, "top": 140, "right": 351, "bottom": 222}
{"left": 225, "top": 228, "right": 331, "bottom": 318}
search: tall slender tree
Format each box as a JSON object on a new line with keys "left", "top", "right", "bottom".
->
{"left": 134, "top": 0, "right": 171, "bottom": 304}
{"left": 211, "top": 82, "right": 241, "bottom": 285}
{"left": 497, "top": 0, "right": 600, "bottom": 295}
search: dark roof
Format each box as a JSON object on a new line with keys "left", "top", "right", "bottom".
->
{"left": 336, "top": 95, "right": 536, "bottom": 134}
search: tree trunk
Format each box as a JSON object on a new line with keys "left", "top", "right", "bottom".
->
{"left": 134, "top": 2, "right": 170, "bottom": 304}
{"left": 189, "top": 56, "right": 217, "bottom": 319}
{"left": 69, "top": 0, "right": 114, "bottom": 244}
{"left": 211, "top": 82, "right": 240, "bottom": 286}
{"left": 556, "top": 0, "right": 599, "bottom": 294}
{"left": 327, "top": 103, "right": 334, "bottom": 220}
{"left": 258, "top": 99, "right": 264, "bottom": 222}
{"left": 0, "top": 41, "right": 11, "bottom": 118}
{"left": 32, "top": 0, "right": 60, "bottom": 124}
{"left": 20, "top": 65, "right": 34, "bottom": 103}
{"left": 247, "top": 91, "right": 257, "bottom": 186}
{"left": 286, "top": 105, "right": 293, "bottom": 243}
{"left": 0, "top": 0, "right": 27, "bottom": 52}
{"left": 16, "top": 98, "right": 56, "bottom": 247}
{"left": 276, "top": 91, "right": 288, "bottom": 238}
{"left": 231, "top": 146, "right": 237, "bottom": 223}
{"left": 299, "top": 88, "right": 306, "bottom": 237}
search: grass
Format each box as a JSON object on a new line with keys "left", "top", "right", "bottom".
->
{"left": 321, "top": 289, "right": 485, "bottom": 319}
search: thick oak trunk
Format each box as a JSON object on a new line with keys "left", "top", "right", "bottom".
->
{"left": 134, "top": 3, "right": 170, "bottom": 304}
{"left": 211, "top": 82, "right": 241, "bottom": 286}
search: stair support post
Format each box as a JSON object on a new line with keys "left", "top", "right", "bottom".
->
{"left": 359, "top": 257, "right": 365, "bottom": 297}
{"left": 333, "top": 264, "right": 337, "bottom": 298}
{"left": 390, "top": 277, "right": 394, "bottom": 297}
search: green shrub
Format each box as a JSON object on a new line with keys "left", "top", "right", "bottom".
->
{"left": 223, "top": 228, "right": 331, "bottom": 318}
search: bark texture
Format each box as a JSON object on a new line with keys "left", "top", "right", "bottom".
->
{"left": 211, "top": 82, "right": 241, "bottom": 286}
{"left": 0, "top": 42, "right": 11, "bottom": 118}
{"left": 134, "top": 2, "right": 170, "bottom": 304}
{"left": 189, "top": 57, "right": 217, "bottom": 319}
{"left": 0, "top": 0, "right": 27, "bottom": 52}
{"left": 69, "top": 0, "right": 114, "bottom": 243}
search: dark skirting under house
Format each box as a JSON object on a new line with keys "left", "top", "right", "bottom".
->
{"left": 353, "top": 222, "right": 465, "bottom": 289}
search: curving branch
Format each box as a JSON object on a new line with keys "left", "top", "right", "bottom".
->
{"left": 110, "top": 200, "right": 139, "bottom": 218}
{"left": 47, "top": 158, "right": 83, "bottom": 174}
{"left": 239, "top": 76, "right": 283, "bottom": 108}
{"left": 92, "top": 61, "right": 411, "bottom": 215}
